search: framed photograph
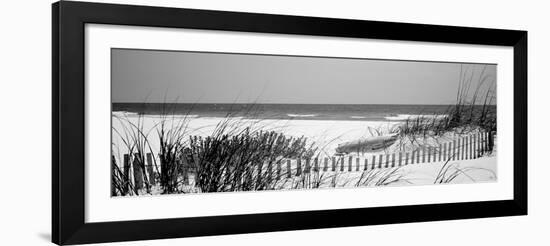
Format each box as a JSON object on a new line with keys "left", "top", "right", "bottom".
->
{"left": 52, "top": 1, "right": 527, "bottom": 245}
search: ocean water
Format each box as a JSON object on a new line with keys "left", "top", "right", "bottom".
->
{"left": 112, "top": 103, "right": 495, "bottom": 122}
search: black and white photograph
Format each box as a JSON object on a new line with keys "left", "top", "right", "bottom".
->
{"left": 110, "top": 48, "right": 497, "bottom": 197}
{"left": 1, "top": 0, "right": 539, "bottom": 245}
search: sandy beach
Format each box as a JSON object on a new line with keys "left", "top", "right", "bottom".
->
{"left": 111, "top": 111, "right": 496, "bottom": 192}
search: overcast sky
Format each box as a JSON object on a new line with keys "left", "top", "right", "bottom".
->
{"left": 112, "top": 49, "right": 496, "bottom": 105}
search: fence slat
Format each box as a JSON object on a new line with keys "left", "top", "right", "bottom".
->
{"left": 314, "top": 158, "right": 319, "bottom": 172}
{"left": 267, "top": 161, "right": 273, "bottom": 181}
{"left": 485, "top": 131, "right": 489, "bottom": 153}
{"left": 296, "top": 159, "right": 302, "bottom": 176}
{"left": 276, "top": 160, "right": 281, "bottom": 180}
{"left": 481, "top": 132, "right": 485, "bottom": 156}
{"left": 132, "top": 153, "right": 143, "bottom": 193}
{"left": 473, "top": 133, "right": 477, "bottom": 158}
{"left": 398, "top": 152, "right": 402, "bottom": 166}
{"left": 477, "top": 132, "right": 481, "bottom": 158}
{"left": 427, "top": 147, "right": 431, "bottom": 163}
{"left": 463, "top": 137, "right": 467, "bottom": 160}
{"left": 469, "top": 135, "right": 473, "bottom": 159}
{"left": 123, "top": 154, "right": 130, "bottom": 194}
{"left": 422, "top": 146, "right": 426, "bottom": 163}
{"left": 180, "top": 153, "right": 189, "bottom": 185}
{"left": 287, "top": 159, "right": 292, "bottom": 178}
{"left": 459, "top": 137, "right": 463, "bottom": 160}
{"left": 385, "top": 154, "right": 390, "bottom": 168}
{"left": 437, "top": 144, "right": 443, "bottom": 162}
{"left": 257, "top": 162, "right": 263, "bottom": 185}
{"left": 111, "top": 156, "right": 117, "bottom": 196}
{"left": 146, "top": 153, "right": 155, "bottom": 184}
{"left": 489, "top": 131, "right": 495, "bottom": 153}
{"left": 442, "top": 143, "right": 446, "bottom": 161}
{"left": 452, "top": 139, "right": 457, "bottom": 161}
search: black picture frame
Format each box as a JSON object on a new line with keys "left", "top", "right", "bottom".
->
{"left": 52, "top": 1, "right": 527, "bottom": 245}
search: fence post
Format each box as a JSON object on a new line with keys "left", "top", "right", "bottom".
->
{"left": 340, "top": 157, "right": 345, "bottom": 172}
{"left": 489, "top": 131, "right": 495, "bottom": 152}
{"left": 286, "top": 159, "right": 292, "bottom": 178}
{"left": 427, "top": 147, "right": 431, "bottom": 163}
{"left": 411, "top": 150, "right": 415, "bottom": 164}
{"left": 323, "top": 157, "right": 328, "bottom": 171}
{"left": 462, "top": 136, "right": 468, "bottom": 160}
{"left": 480, "top": 132, "right": 485, "bottom": 154}
{"left": 448, "top": 141, "right": 453, "bottom": 161}
{"left": 276, "top": 160, "right": 282, "bottom": 180}
{"left": 111, "top": 156, "right": 117, "bottom": 196}
{"left": 267, "top": 161, "right": 273, "bottom": 181}
{"left": 392, "top": 153, "right": 396, "bottom": 167}
{"left": 372, "top": 155, "right": 376, "bottom": 169}
{"left": 477, "top": 132, "right": 481, "bottom": 158}
{"left": 474, "top": 134, "right": 477, "bottom": 158}
{"left": 180, "top": 153, "right": 189, "bottom": 185}
{"left": 463, "top": 137, "right": 467, "bottom": 160}
{"left": 146, "top": 153, "right": 155, "bottom": 184}
{"left": 385, "top": 154, "right": 390, "bottom": 168}
{"left": 468, "top": 135, "right": 472, "bottom": 159}
{"left": 441, "top": 143, "right": 446, "bottom": 161}
{"left": 456, "top": 137, "right": 462, "bottom": 160}
{"left": 379, "top": 154, "right": 383, "bottom": 168}
{"left": 304, "top": 159, "right": 310, "bottom": 173}
{"left": 458, "top": 138, "right": 462, "bottom": 160}
{"left": 422, "top": 146, "right": 426, "bottom": 163}
{"left": 398, "top": 152, "right": 402, "bottom": 166}
{"left": 464, "top": 137, "right": 467, "bottom": 160}
{"left": 296, "top": 159, "right": 302, "bottom": 176}
{"left": 467, "top": 136, "right": 471, "bottom": 159}
{"left": 437, "top": 144, "right": 441, "bottom": 162}
{"left": 486, "top": 131, "right": 489, "bottom": 152}
{"left": 452, "top": 139, "right": 457, "bottom": 160}
{"left": 331, "top": 157, "right": 336, "bottom": 171}
{"left": 468, "top": 134, "right": 473, "bottom": 160}
{"left": 356, "top": 157, "right": 360, "bottom": 171}
{"left": 405, "top": 152, "right": 409, "bottom": 165}
{"left": 416, "top": 148, "right": 420, "bottom": 163}
{"left": 314, "top": 158, "right": 319, "bottom": 172}
{"left": 123, "top": 154, "right": 130, "bottom": 194}
{"left": 481, "top": 132, "right": 485, "bottom": 156}
{"left": 256, "top": 162, "right": 263, "bottom": 186}
{"left": 132, "top": 153, "right": 143, "bottom": 194}
{"left": 364, "top": 158, "right": 369, "bottom": 170}
{"left": 348, "top": 156, "right": 353, "bottom": 172}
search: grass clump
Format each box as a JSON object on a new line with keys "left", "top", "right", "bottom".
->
{"left": 189, "top": 115, "right": 317, "bottom": 192}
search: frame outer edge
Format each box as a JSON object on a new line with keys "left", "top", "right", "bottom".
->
{"left": 57, "top": 1, "right": 87, "bottom": 244}
{"left": 513, "top": 32, "right": 528, "bottom": 214}
{"left": 52, "top": 1, "right": 528, "bottom": 244}
{"left": 52, "top": 2, "right": 60, "bottom": 245}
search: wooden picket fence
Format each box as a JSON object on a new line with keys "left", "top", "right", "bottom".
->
{"left": 112, "top": 131, "right": 495, "bottom": 194}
